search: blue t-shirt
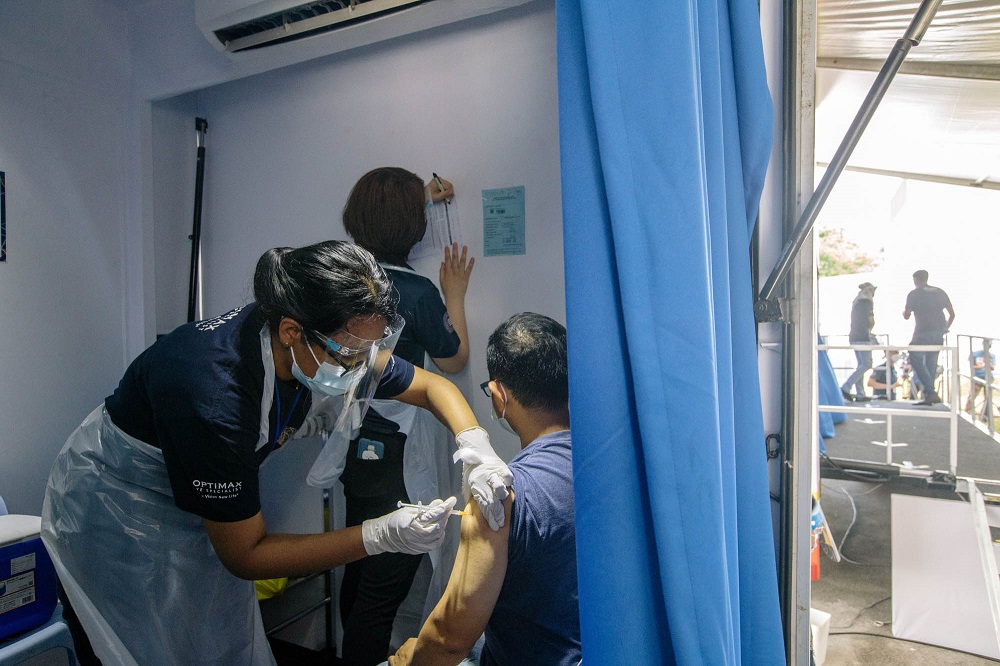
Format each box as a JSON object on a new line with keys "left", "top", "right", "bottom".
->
{"left": 382, "top": 264, "right": 460, "bottom": 368}
{"left": 481, "top": 430, "right": 581, "bottom": 666}
{"left": 105, "top": 303, "right": 414, "bottom": 522}
{"left": 972, "top": 350, "right": 997, "bottom": 380}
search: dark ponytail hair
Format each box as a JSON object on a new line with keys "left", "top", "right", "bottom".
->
{"left": 253, "top": 240, "right": 396, "bottom": 334}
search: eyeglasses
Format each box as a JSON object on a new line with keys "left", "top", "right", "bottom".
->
{"left": 309, "top": 331, "right": 367, "bottom": 371}
{"left": 480, "top": 380, "right": 492, "bottom": 398}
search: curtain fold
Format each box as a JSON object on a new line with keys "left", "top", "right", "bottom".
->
{"left": 557, "top": 0, "right": 784, "bottom": 663}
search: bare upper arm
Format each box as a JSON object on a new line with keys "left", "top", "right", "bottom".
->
{"left": 389, "top": 366, "right": 478, "bottom": 435}
{"left": 411, "top": 493, "right": 513, "bottom": 662}
{"left": 203, "top": 513, "right": 267, "bottom": 579}
{"left": 430, "top": 353, "right": 468, "bottom": 374}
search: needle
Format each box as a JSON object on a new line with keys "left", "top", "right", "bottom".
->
{"left": 397, "top": 500, "right": 466, "bottom": 517}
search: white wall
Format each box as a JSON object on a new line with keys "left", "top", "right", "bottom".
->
{"left": 0, "top": 1, "right": 132, "bottom": 515}
{"left": 155, "top": 0, "right": 562, "bottom": 462}
{"left": 151, "top": 93, "right": 202, "bottom": 335}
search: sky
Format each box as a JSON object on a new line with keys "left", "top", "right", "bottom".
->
{"left": 816, "top": 169, "right": 999, "bottom": 371}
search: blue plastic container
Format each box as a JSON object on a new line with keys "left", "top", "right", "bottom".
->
{"left": 0, "top": 516, "right": 58, "bottom": 641}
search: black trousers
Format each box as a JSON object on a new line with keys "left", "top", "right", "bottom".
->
{"left": 339, "top": 422, "right": 422, "bottom": 666}
{"left": 58, "top": 587, "right": 103, "bottom": 666}
{"left": 339, "top": 549, "right": 424, "bottom": 665}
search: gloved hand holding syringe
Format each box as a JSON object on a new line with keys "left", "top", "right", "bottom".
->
{"left": 397, "top": 500, "right": 466, "bottom": 518}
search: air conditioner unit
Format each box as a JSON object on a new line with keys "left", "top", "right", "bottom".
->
{"left": 195, "top": 0, "right": 532, "bottom": 57}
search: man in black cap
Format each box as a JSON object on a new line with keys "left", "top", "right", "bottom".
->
{"left": 841, "top": 282, "right": 878, "bottom": 401}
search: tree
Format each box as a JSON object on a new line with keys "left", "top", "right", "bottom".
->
{"left": 818, "top": 228, "right": 881, "bottom": 277}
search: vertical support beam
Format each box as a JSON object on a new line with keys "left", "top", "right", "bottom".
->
{"left": 985, "top": 339, "right": 995, "bottom": 435}
{"left": 777, "top": 0, "right": 816, "bottom": 662}
{"left": 886, "top": 414, "right": 894, "bottom": 465}
{"left": 951, "top": 345, "right": 960, "bottom": 475}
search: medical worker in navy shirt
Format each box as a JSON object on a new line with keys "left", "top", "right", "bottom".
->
{"left": 337, "top": 167, "right": 473, "bottom": 665}
{"left": 41, "top": 240, "right": 511, "bottom": 666}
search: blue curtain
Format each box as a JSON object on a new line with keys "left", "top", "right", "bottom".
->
{"left": 557, "top": 1, "right": 783, "bottom": 663}
{"left": 818, "top": 341, "right": 847, "bottom": 439}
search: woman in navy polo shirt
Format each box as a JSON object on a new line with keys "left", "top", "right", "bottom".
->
{"left": 338, "top": 167, "right": 475, "bottom": 665}
{"left": 41, "top": 241, "right": 511, "bottom": 666}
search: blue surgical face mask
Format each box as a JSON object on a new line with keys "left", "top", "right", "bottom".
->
{"left": 490, "top": 383, "right": 516, "bottom": 435}
{"left": 290, "top": 343, "right": 361, "bottom": 397}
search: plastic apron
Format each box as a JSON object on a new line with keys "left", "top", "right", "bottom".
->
{"left": 304, "top": 376, "right": 463, "bottom": 620}
{"left": 41, "top": 327, "right": 283, "bottom": 666}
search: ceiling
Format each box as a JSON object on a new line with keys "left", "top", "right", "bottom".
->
{"left": 815, "top": 0, "right": 1000, "bottom": 185}
{"left": 818, "top": 0, "right": 1000, "bottom": 79}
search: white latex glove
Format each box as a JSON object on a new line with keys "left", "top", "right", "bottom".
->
{"left": 361, "top": 497, "right": 458, "bottom": 556}
{"left": 453, "top": 427, "right": 512, "bottom": 531}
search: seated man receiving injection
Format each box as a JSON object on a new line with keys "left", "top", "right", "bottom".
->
{"left": 388, "top": 312, "right": 581, "bottom": 666}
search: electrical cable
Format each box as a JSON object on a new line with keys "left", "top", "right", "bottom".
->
{"left": 819, "top": 479, "right": 887, "bottom": 567}
{"left": 828, "top": 595, "right": 891, "bottom": 630}
{"left": 827, "top": 631, "right": 997, "bottom": 661}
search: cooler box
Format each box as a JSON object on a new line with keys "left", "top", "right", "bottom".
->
{"left": 0, "top": 515, "right": 58, "bottom": 641}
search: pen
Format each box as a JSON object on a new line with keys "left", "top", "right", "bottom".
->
{"left": 432, "top": 172, "right": 454, "bottom": 243}
{"left": 397, "top": 500, "right": 466, "bottom": 517}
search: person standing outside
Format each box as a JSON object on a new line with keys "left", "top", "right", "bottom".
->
{"left": 903, "top": 269, "right": 955, "bottom": 405}
{"left": 841, "top": 282, "right": 877, "bottom": 401}
{"left": 965, "top": 340, "right": 996, "bottom": 418}
{"left": 338, "top": 166, "right": 477, "bottom": 665}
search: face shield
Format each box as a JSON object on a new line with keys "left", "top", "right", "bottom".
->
{"left": 307, "top": 314, "right": 404, "bottom": 435}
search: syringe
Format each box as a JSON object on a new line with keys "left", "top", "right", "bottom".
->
{"left": 396, "top": 500, "right": 466, "bottom": 517}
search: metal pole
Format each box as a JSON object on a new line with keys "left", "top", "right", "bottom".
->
{"left": 322, "top": 488, "right": 334, "bottom": 654}
{"left": 886, "top": 413, "right": 894, "bottom": 465}
{"left": 951, "top": 345, "right": 960, "bottom": 475}
{"left": 188, "top": 118, "right": 208, "bottom": 323}
{"left": 755, "top": 0, "right": 945, "bottom": 319}
{"left": 986, "top": 339, "right": 995, "bottom": 435}
{"left": 778, "top": 321, "right": 795, "bottom": 661}
{"left": 778, "top": 320, "right": 811, "bottom": 664}
{"left": 965, "top": 335, "right": 974, "bottom": 417}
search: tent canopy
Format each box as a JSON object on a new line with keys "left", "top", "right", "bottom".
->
{"left": 816, "top": 0, "right": 1000, "bottom": 186}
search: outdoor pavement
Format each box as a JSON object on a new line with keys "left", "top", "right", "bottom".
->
{"left": 813, "top": 403, "right": 1000, "bottom": 665}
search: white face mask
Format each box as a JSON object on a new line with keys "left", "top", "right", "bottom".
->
{"left": 290, "top": 343, "right": 362, "bottom": 397}
{"left": 490, "top": 383, "right": 516, "bottom": 435}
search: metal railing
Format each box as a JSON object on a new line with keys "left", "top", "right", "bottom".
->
{"left": 818, "top": 342, "right": 960, "bottom": 475}
{"left": 956, "top": 334, "right": 999, "bottom": 437}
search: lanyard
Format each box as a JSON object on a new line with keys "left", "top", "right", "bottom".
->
{"left": 272, "top": 378, "right": 305, "bottom": 453}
